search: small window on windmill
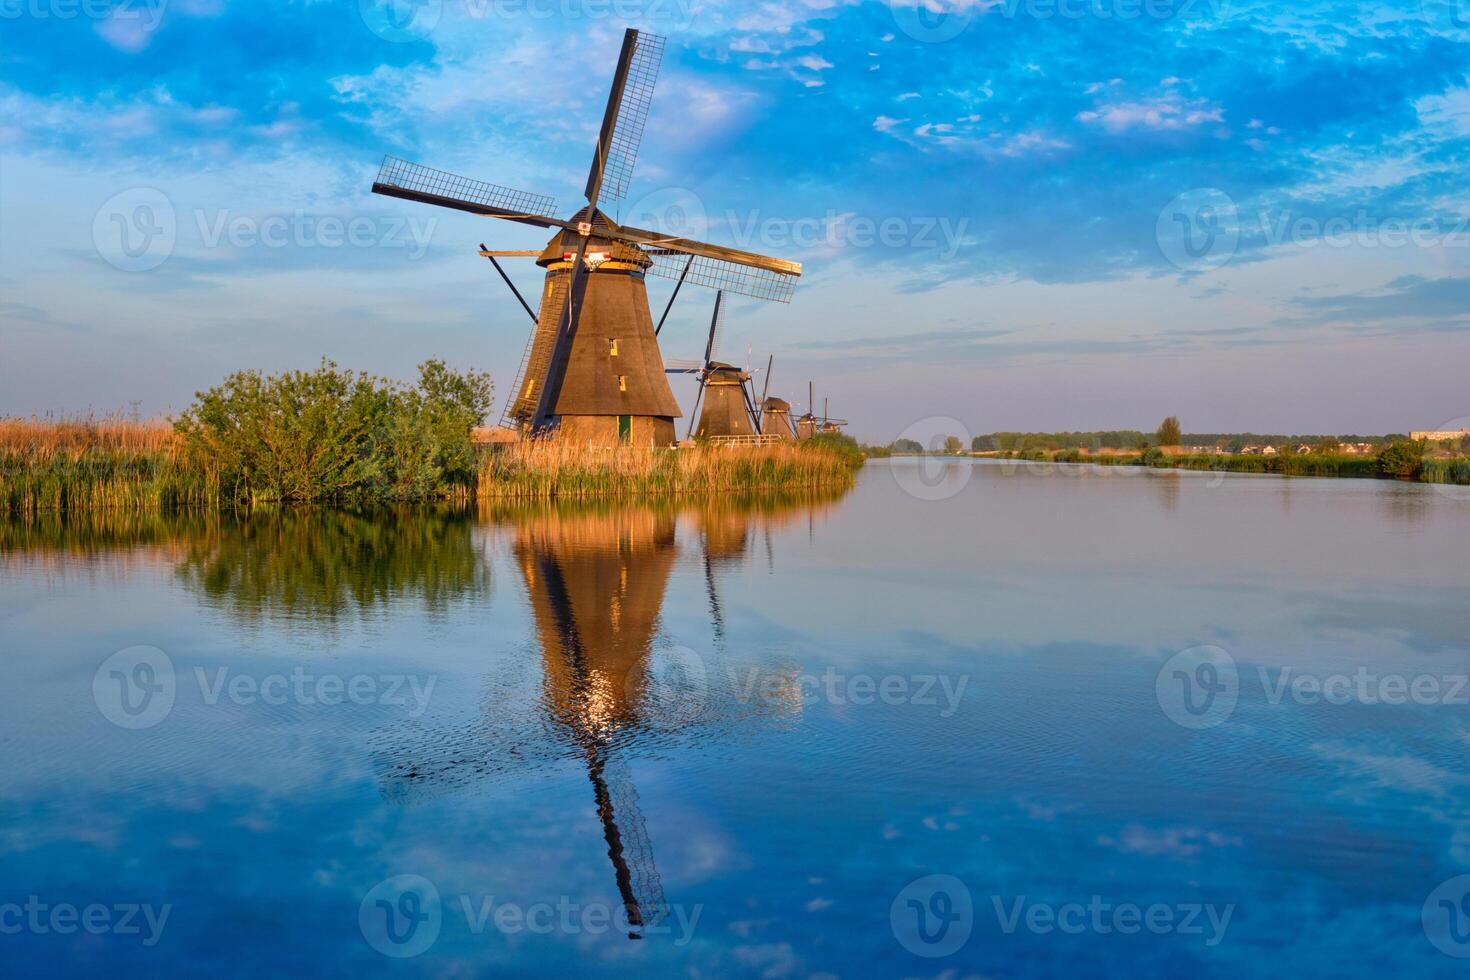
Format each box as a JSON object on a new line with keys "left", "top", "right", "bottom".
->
{"left": 618, "top": 375, "right": 628, "bottom": 392}
{"left": 608, "top": 338, "right": 619, "bottom": 357}
{"left": 525, "top": 379, "right": 536, "bottom": 397}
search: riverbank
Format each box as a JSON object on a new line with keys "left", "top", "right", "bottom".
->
{"left": 990, "top": 446, "right": 1470, "bottom": 487}
{"left": 0, "top": 418, "right": 860, "bottom": 513}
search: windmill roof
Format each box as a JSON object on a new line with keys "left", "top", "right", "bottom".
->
{"left": 762, "top": 397, "right": 791, "bottom": 411}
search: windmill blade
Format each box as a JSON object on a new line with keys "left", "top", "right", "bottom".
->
{"left": 703, "top": 291, "right": 724, "bottom": 365}
{"left": 663, "top": 358, "right": 703, "bottom": 374}
{"left": 760, "top": 355, "right": 773, "bottom": 406}
{"left": 586, "top": 29, "right": 665, "bottom": 208}
{"left": 373, "top": 156, "right": 562, "bottom": 228}
{"left": 588, "top": 748, "right": 667, "bottom": 935}
{"left": 533, "top": 238, "right": 594, "bottom": 428}
{"left": 641, "top": 247, "right": 799, "bottom": 304}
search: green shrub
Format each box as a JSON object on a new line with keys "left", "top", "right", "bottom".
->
{"left": 174, "top": 359, "right": 492, "bottom": 503}
{"left": 1377, "top": 440, "right": 1426, "bottom": 479}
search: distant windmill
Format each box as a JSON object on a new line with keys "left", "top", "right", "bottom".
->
{"left": 795, "top": 381, "right": 847, "bottom": 440}
{"left": 756, "top": 356, "right": 795, "bottom": 440}
{"left": 665, "top": 291, "right": 761, "bottom": 439}
{"left": 371, "top": 29, "right": 801, "bottom": 447}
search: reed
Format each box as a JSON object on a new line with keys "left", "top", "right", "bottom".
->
{"left": 2, "top": 417, "right": 860, "bottom": 512}
{"left": 476, "top": 440, "right": 860, "bottom": 499}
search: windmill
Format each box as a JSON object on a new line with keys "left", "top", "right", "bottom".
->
{"left": 795, "top": 381, "right": 847, "bottom": 439}
{"left": 371, "top": 29, "right": 801, "bottom": 447}
{"left": 756, "top": 355, "right": 795, "bottom": 441}
{"left": 665, "top": 291, "right": 762, "bottom": 439}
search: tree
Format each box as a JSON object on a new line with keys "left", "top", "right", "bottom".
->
{"left": 891, "top": 438, "right": 923, "bottom": 453}
{"left": 1156, "top": 416, "right": 1182, "bottom": 447}
{"left": 1377, "top": 440, "right": 1425, "bottom": 479}
{"left": 943, "top": 435, "right": 964, "bottom": 454}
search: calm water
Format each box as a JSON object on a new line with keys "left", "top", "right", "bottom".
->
{"left": 4, "top": 461, "right": 1469, "bottom": 977}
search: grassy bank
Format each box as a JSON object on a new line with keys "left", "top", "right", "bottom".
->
{"left": 476, "top": 440, "right": 857, "bottom": 499}
{"left": 999, "top": 445, "right": 1470, "bottom": 487}
{"left": 1, "top": 418, "right": 859, "bottom": 513}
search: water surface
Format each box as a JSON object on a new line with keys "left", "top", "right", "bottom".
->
{"left": 4, "top": 462, "right": 1469, "bottom": 977}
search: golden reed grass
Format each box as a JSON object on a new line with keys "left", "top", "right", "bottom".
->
{"left": 2, "top": 417, "right": 858, "bottom": 512}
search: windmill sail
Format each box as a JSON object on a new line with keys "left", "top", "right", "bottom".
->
{"left": 373, "top": 156, "right": 559, "bottom": 226}
{"left": 587, "top": 31, "right": 665, "bottom": 206}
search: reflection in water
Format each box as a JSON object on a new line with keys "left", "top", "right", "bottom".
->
{"left": 176, "top": 506, "right": 493, "bottom": 623}
{"left": 375, "top": 493, "right": 840, "bottom": 938}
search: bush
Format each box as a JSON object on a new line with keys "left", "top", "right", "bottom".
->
{"left": 1376, "top": 440, "right": 1425, "bottom": 479}
{"left": 174, "top": 359, "right": 492, "bottom": 503}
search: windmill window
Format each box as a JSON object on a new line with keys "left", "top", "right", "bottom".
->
{"left": 524, "top": 379, "right": 536, "bottom": 397}
{"left": 618, "top": 375, "right": 628, "bottom": 392}
{"left": 609, "top": 338, "right": 619, "bottom": 356}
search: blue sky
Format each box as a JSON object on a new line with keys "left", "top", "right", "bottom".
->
{"left": 2, "top": 0, "right": 1469, "bottom": 439}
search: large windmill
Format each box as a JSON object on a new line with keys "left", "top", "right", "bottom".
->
{"left": 665, "top": 292, "right": 763, "bottom": 439}
{"left": 371, "top": 29, "right": 802, "bottom": 447}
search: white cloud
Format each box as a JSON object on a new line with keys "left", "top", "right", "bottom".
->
{"left": 1077, "top": 95, "right": 1225, "bottom": 134}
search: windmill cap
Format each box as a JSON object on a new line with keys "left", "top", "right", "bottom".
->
{"left": 537, "top": 207, "right": 649, "bottom": 269}
{"left": 762, "top": 397, "right": 791, "bottom": 411}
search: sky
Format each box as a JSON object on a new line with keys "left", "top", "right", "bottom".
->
{"left": 2, "top": 0, "right": 1469, "bottom": 442}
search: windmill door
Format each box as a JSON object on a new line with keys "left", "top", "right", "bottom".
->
{"left": 618, "top": 415, "right": 631, "bottom": 442}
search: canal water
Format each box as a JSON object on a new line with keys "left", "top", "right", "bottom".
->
{"left": 3, "top": 460, "right": 1468, "bottom": 977}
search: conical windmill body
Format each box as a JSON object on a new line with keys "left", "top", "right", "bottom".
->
{"left": 371, "top": 29, "right": 801, "bottom": 447}
{"left": 757, "top": 355, "right": 795, "bottom": 440}
{"left": 666, "top": 291, "right": 761, "bottom": 439}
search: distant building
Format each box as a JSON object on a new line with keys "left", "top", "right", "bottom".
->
{"left": 1262, "top": 445, "right": 1278, "bottom": 456}
{"left": 1295, "top": 444, "right": 1314, "bottom": 455}
{"left": 1411, "top": 429, "right": 1469, "bottom": 442}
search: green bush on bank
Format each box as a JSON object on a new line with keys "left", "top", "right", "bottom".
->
{"left": 174, "top": 359, "right": 493, "bottom": 504}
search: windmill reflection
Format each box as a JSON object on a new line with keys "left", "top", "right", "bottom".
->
{"left": 376, "top": 494, "right": 843, "bottom": 939}
{"left": 514, "top": 506, "right": 679, "bottom": 934}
